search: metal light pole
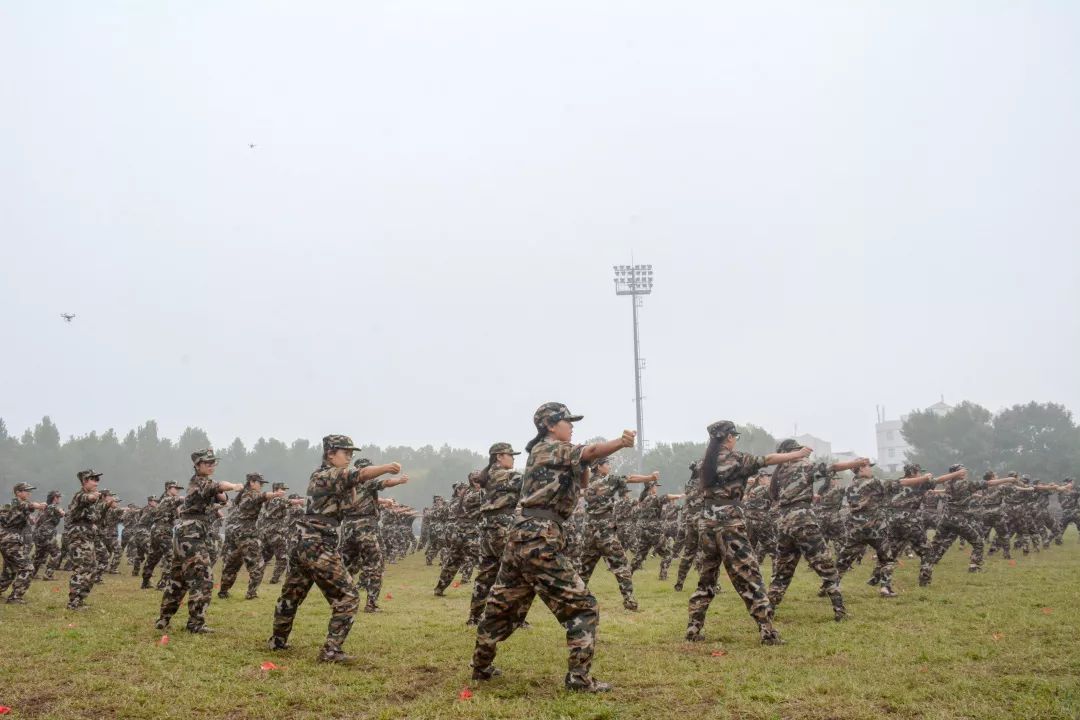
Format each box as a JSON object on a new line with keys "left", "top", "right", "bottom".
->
{"left": 613, "top": 264, "right": 654, "bottom": 470}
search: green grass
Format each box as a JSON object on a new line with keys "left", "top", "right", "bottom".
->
{"left": 2, "top": 534, "right": 1079, "bottom": 720}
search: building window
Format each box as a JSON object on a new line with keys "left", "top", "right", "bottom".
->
{"left": 888, "top": 448, "right": 895, "bottom": 458}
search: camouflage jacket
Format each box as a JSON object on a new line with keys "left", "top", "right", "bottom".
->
{"left": 517, "top": 439, "right": 587, "bottom": 524}
{"left": 770, "top": 458, "right": 830, "bottom": 512}
{"left": 67, "top": 490, "right": 101, "bottom": 527}
{"left": 816, "top": 478, "right": 845, "bottom": 513}
{"left": 584, "top": 474, "right": 628, "bottom": 519}
{"left": 701, "top": 449, "right": 766, "bottom": 521}
{"left": 226, "top": 486, "right": 271, "bottom": 536}
{"left": 848, "top": 477, "right": 900, "bottom": 525}
{"left": 342, "top": 477, "right": 391, "bottom": 521}
{"left": 258, "top": 496, "right": 290, "bottom": 532}
{"left": 0, "top": 498, "right": 34, "bottom": 535}
{"left": 152, "top": 495, "right": 183, "bottom": 531}
{"left": 636, "top": 494, "right": 665, "bottom": 523}
{"left": 682, "top": 474, "right": 704, "bottom": 518}
{"left": 743, "top": 483, "right": 771, "bottom": 517}
{"left": 1060, "top": 488, "right": 1078, "bottom": 513}
{"left": 479, "top": 467, "right": 523, "bottom": 516}
{"left": 302, "top": 463, "right": 367, "bottom": 533}
{"left": 941, "top": 475, "right": 988, "bottom": 515}
{"left": 33, "top": 503, "right": 65, "bottom": 540}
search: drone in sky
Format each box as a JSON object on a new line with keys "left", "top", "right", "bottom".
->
{"left": 60, "top": 313, "right": 76, "bottom": 323}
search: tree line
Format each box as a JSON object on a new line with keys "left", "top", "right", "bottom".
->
{"left": 1, "top": 401, "right": 1076, "bottom": 511}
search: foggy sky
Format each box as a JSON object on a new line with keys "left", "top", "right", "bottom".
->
{"left": 3, "top": 1, "right": 1079, "bottom": 461}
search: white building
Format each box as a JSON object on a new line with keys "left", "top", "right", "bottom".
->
{"left": 795, "top": 433, "right": 832, "bottom": 460}
{"left": 874, "top": 399, "right": 954, "bottom": 473}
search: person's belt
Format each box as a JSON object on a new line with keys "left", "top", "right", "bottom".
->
{"left": 521, "top": 507, "right": 565, "bottom": 527}
{"left": 779, "top": 500, "right": 813, "bottom": 512}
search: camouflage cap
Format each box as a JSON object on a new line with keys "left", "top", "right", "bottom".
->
{"left": 533, "top": 402, "right": 583, "bottom": 430}
{"left": 245, "top": 473, "right": 266, "bottom": 484}
{"left": 13, "top": 482, "right": 36, "bottom": 493}
{"left": 191, "top": 448, "right": 219, "bottom": 465}
{"left": 99, "top": 488, "right": 113, "bottom": 496}
{"left": 47, "top": 489, "right": 62, "bottom": 500}
{"left": 271, "top": 482, "right": 288, "bottom": 491}
{"left": 146, "top": 495, "right": 157, "bottom": 503}
{"left": 467, "top": 470, "right": 482, "bottom": 484}
{"left": 77, "top": 469, "right": 103, "bottom": 482}
{"left": 948, "top": 464, "right": 966, "bottom": 473}
{"left": 488, "top": 442, "right": 521, "bottom": 456}
{"left": 776, "top": 438, "right": 803, "bottom": 453}
{"left": 323, "top": 434, "right": 361, "bottom": 453}
{"left": 165, "top": 481, "right": 182, "bottom": 490}
{"left": 353, "top": 458, "right": 373, "bottom": 469}
{"left": 707, "top": 420, "right": 739, "bottom": 439}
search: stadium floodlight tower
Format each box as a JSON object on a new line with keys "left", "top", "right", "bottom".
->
{"left": 612, "top": 263, "right": 654, "bottom": 471}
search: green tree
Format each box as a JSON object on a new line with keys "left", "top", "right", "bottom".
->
{"left": 902, "top": 401, "right": 994, "bottom": 473}
{"left": 991, "top": 402, "right": 1080, "bottom": 480}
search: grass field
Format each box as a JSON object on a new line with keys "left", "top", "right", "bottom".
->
{"left": 1, "top": 536, "right": 1079, "bottom": 720}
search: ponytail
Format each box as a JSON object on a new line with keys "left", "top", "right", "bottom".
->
{"left": 477, "top": 454, "right": 498, "bottom": 487}
{"left": 524, "top": 428, "right": 546, "bottom": 454}
{"left": 700, "top": 436, "right": 724, "bottom": 488}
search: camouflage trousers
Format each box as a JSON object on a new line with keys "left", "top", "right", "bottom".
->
{"left": 31, "top": 534, "right": 60, "bottom": 579}
{"left": 578, "top": 518, "right": 636, "bottom": 606}
{"left": 675, "top": 517, "right": 703, "bottom": 588}
{"left": 261, "top": 529, "right": 289, "bottom": 583}
{"left": 126, "top": 528, "right": 150, "bottom": 575}
{"left": 926, "top": 512, "right": 985, "bottom": 581}
{"left": 0, "top": 533, "right": 33, "bottom": 601}
{"left": 142, "top": 526, "right": 173, "bottom": 584}
{"left": 1035, "top": 508, "right": 1059, "bottom": 547}
{"left": 745, "top": 512, "right": 778, "bottom": 562}
{"left": 836, "top": 518, "right": 894, "bottom": 588}
{"left": 100, "top": 532, "right": 120, "bottom": 574}
{"left": 219, "top": 530, "right": 265, "bottom": 597}
{"left": 435, "top": 530, "right": 479, "bottom": 592}
{"left": 424, "top": 526, "right": 445, "bottom": 565}
{"left": 472, "top": 521, "right": 598, "bottom": 683}
{"left": 768, "top": 509, "right": 844, "bottom": 619}
{"left": 271, "top": 527, "right": 359, "bottom": 656}
{"left": 1006, "top": 506, "right": 1038, "bottom": 555}
{"left": 340, "top": 518, "right": 384, "bottom": 604}
{"left": 158, "top": 520, "right": 214, "bottom": 631}
{"left": 885, "top": 514, "right": 933, "bottom": 585}
{"left": 469, "top": 515, "right": 513, "bottom": 624}
{"left": 818, "top": 511, "right": 846, "bottom": 548}
{"left": 53, "top": 529, "right": 72, "bottom": 572}
{"left": 688, "top": 511, "right": 778, "bottom": 643}
{"left": 982, "top": 510, "right": 1013, "bottom": 559}
{"left": 66, "top": 525, "right": 97, "bottom": 609}
{"left": 1055, "top": 510, "right": 1079, "bottom": 544}
{"left": 631, "top": 520, "right": 670, "bottom": 576}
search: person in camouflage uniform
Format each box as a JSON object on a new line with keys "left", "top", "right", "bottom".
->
{"left": 51, "top": 521, "right": 74, "bottom": 574}
{"left": 259, "top": 482, "right": 293, "bottom": 584}
{"left": 156, "top": 449, "right": 243, "bottom": 633}
{"left": 659, "top": 501, "right": 683, "bottom": 580}
{"left": 1054, "top": 479, "right": 1078, "bottom": 543}
{"left": 674, "top": 461, "right": 705, "bottom": 592}
{"left": 578, "top": 461, "right": 654, "bottom": 611}
{"left": 468, "top": 443, "right": 524, "bottom": 626}
{"left": 765, "top": 440, "right": 867, "bottom": 621}
{"left": 99, "top": 493, "right": 126, "bottom": 575}
{"left": 207, "top": 498, "right": 227, "bottom": 569}
{"left": 1003, "top": 474, "right": 1039, "bottom": 555}
{"left": 435, "top": 473, "right": 484, "bottom": 595}
{"left": 835, "top": 461, "right": 905, "bottom": 597}
{"left": 219, "top": 473, "right": 286, "bottom": 600}
{"left": 630, "top": 480, "right": 683, "bottom": 578}
{"left": 614, "top": 490, "right": 637, "bottom": 557}
{"left": 1034, "top": 481, "right": 1064, "bottom": 548}
{"left": 418, "top": 506, "right": 431, "bottom": 552}
{"left": 815, "top": 471, "right": 847, "bottom": 551}
{"left": 31, "top": 490, "right": 65, "bottom": 580}
{"left": 979, "top": 477, "right": 1013, "bottom": 559}
{"left": 66, "top": 470, "right": 105, "bottom": 610}
{"left": 563, "top": 499, "right": 586, "bottom": 574}
{"left": 471, "top": 402, "right": 636, "bottom": 693}
{"left": 268, "top": 435, "right": 402, "bottom": 663}
{"left": 923, "top": 465, "right": 1015, "bottom": 583}
{"left": 883, "top": 464, "right": 963, "bottom": 587}
{"left": 0, "top": 483, "right": 47, "bottom": 603}
{"left": 743, "top": 472, "right": 777, "bottom": 567}
{"left": 424, "top": 496, "right": 449, "bottom": 566}
{"left": 127, "top": 496, "right": 157, "bottom": 576}
{"left": 142, "top": 481, "right": 183, "bottom": 589}
{"left": 686, "top": 421, "right": 811, "bottom": 646}
{"left": 340, "top": 456, "right": 408, "bottom": 613}
{"left": 89, "top": 489, "right": 119, "bottom": 585}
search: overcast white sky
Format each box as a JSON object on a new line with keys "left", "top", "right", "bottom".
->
{"left": 3, "top": 2, "right": 1078, "bottom": 459}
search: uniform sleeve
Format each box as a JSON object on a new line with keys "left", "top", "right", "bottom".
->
{"left": 614, "top": 475, "right": 628, "bottom": 494}
{"left": 736, "top": 451, "right": 767, "bottom": 477}
{"left": 552, "top": 441, "right": 586, "bottom": 468}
